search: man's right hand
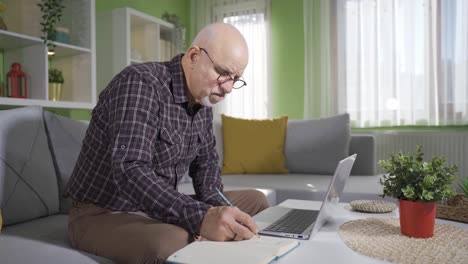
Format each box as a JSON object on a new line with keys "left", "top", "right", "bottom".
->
{"left": 199, "top": 206, "right": 258, "bottom": 241}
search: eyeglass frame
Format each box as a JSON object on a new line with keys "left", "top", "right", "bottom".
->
{"left": 199, "top": 47, "right": 247, "bottom": 89}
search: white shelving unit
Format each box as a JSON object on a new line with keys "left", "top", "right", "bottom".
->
{"left": 96, "top": 7, "right": 176, "bottom": 94}
{"left": 0, "top": 0, "right": 96, "bottom": 109}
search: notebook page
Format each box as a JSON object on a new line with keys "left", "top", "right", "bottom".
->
{"left": 167, "top": 236, "right": 300, "bottom": 264}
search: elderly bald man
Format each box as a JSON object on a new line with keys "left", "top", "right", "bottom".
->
{"left": 64, "top": 23, "right": 269, "bottom": 263}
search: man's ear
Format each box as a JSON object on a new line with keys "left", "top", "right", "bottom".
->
{"left": 187, "top": 46, "right": 201, "bottom": 65}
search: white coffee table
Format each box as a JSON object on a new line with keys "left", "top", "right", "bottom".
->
{"left": 270, "top": 199, "right": 468, "bottom": 264}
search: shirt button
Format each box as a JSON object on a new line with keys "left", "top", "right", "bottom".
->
{"left": 120, "top": 145, "right": 126, "bottom": 149}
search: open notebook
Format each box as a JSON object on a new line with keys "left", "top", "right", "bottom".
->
{"left": 167, "top": 236, "right": 300, "bottom": 264}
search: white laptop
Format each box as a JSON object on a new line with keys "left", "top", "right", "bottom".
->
{"left": 253, "top": 154, "right": 357, "bottom": 240}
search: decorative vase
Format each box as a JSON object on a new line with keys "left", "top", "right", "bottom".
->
{"left": 49, "top": 82, "right": 63, "bottom": 101}
{"left": 399, "top": 200, "right": 436, "bottom": 238}
{"left": 6, "top": 63, "right": 28, "bottom": 98}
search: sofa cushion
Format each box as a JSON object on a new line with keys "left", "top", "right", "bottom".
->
{"left": 285, "top": 114, "right": 350, "bottom": 174}
{"left": 0, "top": 215, "right": 113, "bottom": 264}
{"left": 221, "top": 115, "right": 288, "bottom": 174}
{"left": 43, "top": 111, "right": 88, "bottom": 213}
{"left": 0, "top": 106, "right": 59, "bottom": 226}
{"left": 349, "top": 134, "right": 376, "bottom": 175}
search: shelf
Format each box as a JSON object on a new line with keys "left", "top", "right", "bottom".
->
{"left": 52, "top": 41, "right": 92, "bottom": 57}
{"left": 0, "top": 29, "right": 42, "bottom": 50}
{"left": 0, "top": 97, "right": 95, "bottom": 109}
{"left": 0, "top": 30, "right": 91, "bottom": 57}
{"left": 96, "top": 7, "right": 177, "bottom": 94}
{"left": 128, "top": 8, "right": 174, "bottom": 29}
{"left": 0, "top": 0, "right": 96, "bottom": 110}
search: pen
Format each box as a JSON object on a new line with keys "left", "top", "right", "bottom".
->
{"left": 215, "top": 187, "right": 233, "bottom": 207}
{"left": 215, "top": 187, "right": 260, "bottom": 238}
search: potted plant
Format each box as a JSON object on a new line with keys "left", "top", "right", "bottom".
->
{"left": 378, "top": 146, "right": 457, "bottom": 238}
{"left": 161, "top": 12, "right": 186, "bottom": 54}
{"left": 48, "top": 68, "right": 64, "bottom": 101}
{"left": 38, "top": 0, "right": 65, "bottom": 54}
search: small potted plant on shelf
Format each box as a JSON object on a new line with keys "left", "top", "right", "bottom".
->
{"left": 38, "top": 0, "right": 65, "bottom": 54}
{"left": 48, "top": 68, "right": 64, "bottom": 101}
{"left": 378, "top": 146, "right": 457, "bottom": 238}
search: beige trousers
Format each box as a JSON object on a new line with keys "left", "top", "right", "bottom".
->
{"left": 68, "top": 190, "right": 270, "bottom": 264}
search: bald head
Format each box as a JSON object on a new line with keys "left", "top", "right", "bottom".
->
{"left": 181, "top": 23, "right": 249, "bottom": 107}
{"left": 191, "top": 23, "right": 249, "bottom": 61}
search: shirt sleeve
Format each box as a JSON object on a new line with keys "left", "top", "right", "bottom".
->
{"left": 108, "top": 71, "right": 210, "bottom": 234}
{"left": 189, "top": 109, "right": 225, "bottom": 206}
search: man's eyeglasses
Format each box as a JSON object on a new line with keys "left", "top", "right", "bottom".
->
{"left": 199, "top": 48, "right": 247, "bottom": 89}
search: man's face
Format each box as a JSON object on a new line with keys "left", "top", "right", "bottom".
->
{"left": 191, "top": 47, "right": 247, "bottom": 107}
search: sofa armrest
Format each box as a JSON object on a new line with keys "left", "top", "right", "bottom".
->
{"left": 349, "top": 134, "right": 376, "bottom": 175}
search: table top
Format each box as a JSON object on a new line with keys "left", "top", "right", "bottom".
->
{"left": 270, "top": 199, "right": 467, "bottom": 264}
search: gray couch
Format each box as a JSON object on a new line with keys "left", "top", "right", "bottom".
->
{"left": 179, "top": 114, "right": 382, "bottom": 206}
{"left": 0, "top": 106, "right": 382, "bottom": 264}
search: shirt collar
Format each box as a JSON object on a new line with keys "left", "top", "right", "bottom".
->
{"left": 170, "top": 53, "right": 190, "bottom": 104}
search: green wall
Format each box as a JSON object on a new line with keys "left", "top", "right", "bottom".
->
{"left": 271, "top": 0, "right": 304, "bottom": 119}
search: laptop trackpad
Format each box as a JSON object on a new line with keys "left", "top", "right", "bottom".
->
{"left": 253, "top": 206, "right": 292, "bottom": 230}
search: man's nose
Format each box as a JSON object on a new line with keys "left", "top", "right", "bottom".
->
{"left": 220, "top": 81, "right": 233, "bottom": 94}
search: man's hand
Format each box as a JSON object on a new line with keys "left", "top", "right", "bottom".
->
{"left": 199, "top": 206, "right": 258, "bottom": 241}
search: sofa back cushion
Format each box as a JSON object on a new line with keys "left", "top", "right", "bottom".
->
{"left": 285, "top": 114, "right": 350, "bottom": 174}
{"left": 0, "top": 106, "right": 59, "bottom": 226}
{"left": 221, "top": 115, "right": 289, "bottom": 174}
{"left": 43, "top": 111, "right": 88, "bottom": 213}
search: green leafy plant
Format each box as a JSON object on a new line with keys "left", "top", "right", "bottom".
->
{"left": 161, "top": 12, "right": 186, "bottom": 54}
{"left": 161, "top": 12, "right": 184, "bottom": 28}
{"left": 459, "top": 177, "right": 468, "bottom": 197}
{"left": 378, "top": 146, "right": 457, "bottom": 202}
{"left": 38, "top": 0, "right": 65, "bottom": 53}
{"left": 49, "top": 68, "right": 64, "bottom": 83}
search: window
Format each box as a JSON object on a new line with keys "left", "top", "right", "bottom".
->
{"left": 212, "top": 0, "right": 270, "bottom": 119}
{"left": 340, "top": 0, "right": 467, "bottom": 127}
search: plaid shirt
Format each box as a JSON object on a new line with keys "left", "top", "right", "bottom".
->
{"left": 65, "top": 54, "right": 224, "bottom": 234}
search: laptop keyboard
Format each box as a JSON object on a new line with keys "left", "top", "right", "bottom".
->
{"left": 263, "top": 209, "right": 319, "bottom": 234}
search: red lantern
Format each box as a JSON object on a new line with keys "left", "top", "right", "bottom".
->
{"left": 6, "top": 63, "right": 28, "bottom": 98}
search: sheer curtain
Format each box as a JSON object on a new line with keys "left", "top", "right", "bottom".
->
{"left": 190, "top": 0, "right": 271, "bottom": 119}
{"left": 304, "top": 0, "right": 468, "bottom": 127}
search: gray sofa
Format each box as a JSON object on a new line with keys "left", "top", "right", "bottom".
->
{"left": 179, "top": 114, "right": 382, "bottom": 206}
{"left": 0, "top": 106, "right": 382, "bottom": 264}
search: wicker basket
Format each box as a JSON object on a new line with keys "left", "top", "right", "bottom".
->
{"left": 436, "top": 194, "right": 468, "bottom": 223}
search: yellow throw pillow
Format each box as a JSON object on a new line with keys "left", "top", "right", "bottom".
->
{"left": 221, "top": 115, "right": 289, "bottom": 174}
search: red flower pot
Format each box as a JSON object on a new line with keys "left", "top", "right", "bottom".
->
{"left": 399, "top": 200, "right": 437, "bottom": 238}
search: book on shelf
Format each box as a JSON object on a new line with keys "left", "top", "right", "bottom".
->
{"left": 167, "top": 236, "right": 300, "bottom": 264}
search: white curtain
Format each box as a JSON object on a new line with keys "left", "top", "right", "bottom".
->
{"left": 304, "top": 0, "right": 468, "bottom": 127}
{"left": 190, "top": 0, "right": 271, "bottom": 119}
